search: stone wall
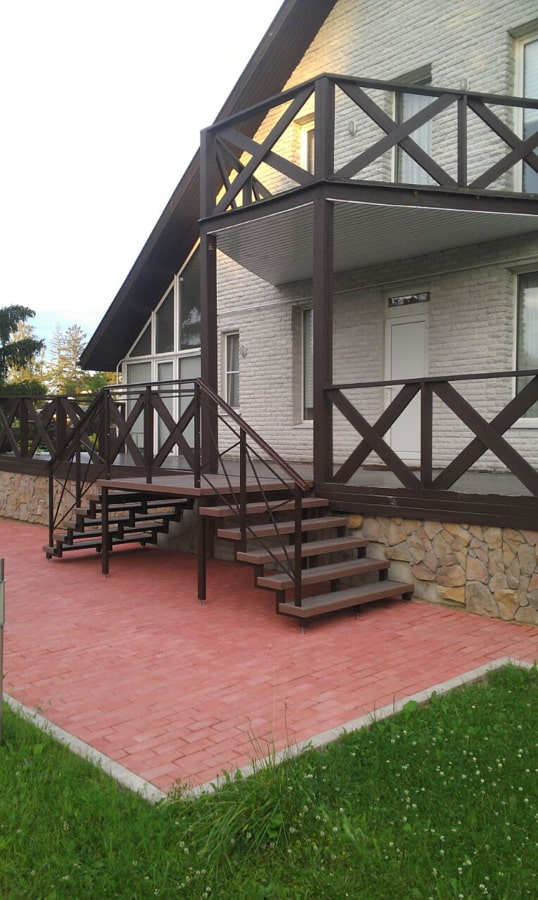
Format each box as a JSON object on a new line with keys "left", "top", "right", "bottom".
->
{"left": 348, "top": 514, "right": 538, "bottom": 626}
{"left": 0, "top": 471, "right": 73, "bottom": 527}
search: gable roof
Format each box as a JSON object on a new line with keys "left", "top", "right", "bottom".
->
{"left": 81, "top": 0, "right": 338, "bottom": 372}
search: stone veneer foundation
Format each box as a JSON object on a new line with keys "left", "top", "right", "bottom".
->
{"left": 348, "top": 515, "right": 538, "bottom": 626}
{"left": 0, "top": 471, "right": 72, "bottom": 527}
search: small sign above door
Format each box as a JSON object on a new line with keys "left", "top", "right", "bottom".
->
{"left": 388, "top": 292, "right": 430, "bottom": 308}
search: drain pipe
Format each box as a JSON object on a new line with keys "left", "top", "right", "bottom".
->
{"left": 0, "top": 560, "right": 4, "bottom": 743}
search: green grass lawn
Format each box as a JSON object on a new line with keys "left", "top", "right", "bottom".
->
{"left": 1, "top": 663, "right": 538, "bottom": 899}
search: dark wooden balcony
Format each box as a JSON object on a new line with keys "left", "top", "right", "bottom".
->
{"left": 200, "top": 73, "right": 538, "bottom": 287}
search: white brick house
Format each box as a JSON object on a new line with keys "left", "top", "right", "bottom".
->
{"left": 78, "top": 0, "right": 538, "bottom": 622}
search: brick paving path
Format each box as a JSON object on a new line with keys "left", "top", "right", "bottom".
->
{"left": 2, "top": 519, "right": 537, "bottom": 792}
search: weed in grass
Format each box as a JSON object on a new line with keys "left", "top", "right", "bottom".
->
{"left": 173, "top": 745, "right": 316, "bottom": 876}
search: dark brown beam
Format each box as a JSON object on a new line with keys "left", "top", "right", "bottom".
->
{"left": 312, "top": 197, "right": 333, "bottom": 486}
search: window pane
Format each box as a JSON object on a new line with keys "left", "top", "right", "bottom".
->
{"left": 125, "top": 361, "right": 151, "bottom": 450}
{"left": 130, "top": 324, "right": 151, "bottom": 357}
{"left": 157, "top": 361, "right": 174, "bottom": 449}
{"left": 517, "top": 272, "right": 538, "bottom": 417}
{"left": 126, "top": 361, "right": 151, "bottom": 385}
{"left": 179, "top": 253, "right": 201, "bottom": 349}
{"left": 397, "top": 90, "right": 433, "bottom": 185}
{"left": 523, "top": 39, "right": 538, "bottom": 193}
{"left": 178, "top": 355, "right": 201, "bottom": 448}
{"left": 155, "top": 288, "right": 174, "bottom": 354}
{"left": 226, "top": 333, "right": 239, "bottom": 408}
{"left": 303, "top": 308, "right": 313, "bottom": 420}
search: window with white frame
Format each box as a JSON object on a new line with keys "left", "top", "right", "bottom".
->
{"left": 520, "top": 34, "right": 538, "bottom": 193}
{"left": 299, "top": 118, "right": 315, "bottom": 174}
{"left": 517, "top": 272, "right": 538, "bottom": 418}
{"left": 302, "top": 308, "right": 313, "bottom": 421}
{"left": 224, "top": 332, "right": 240, "bottom": 408}
{"left": 395, "top": 66, "right": 433, "bottom": 186}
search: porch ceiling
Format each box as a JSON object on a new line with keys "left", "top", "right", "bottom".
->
{"left": 216, "top": 200, "right": 538, "bottom": 285}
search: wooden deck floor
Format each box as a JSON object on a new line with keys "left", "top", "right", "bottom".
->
{"left": 96, "top": 472, "right": 302, "bottom": 498}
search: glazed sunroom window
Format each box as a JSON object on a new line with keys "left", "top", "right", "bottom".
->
{"left": 126, "top": 251, "right": 201, "bottom": 361}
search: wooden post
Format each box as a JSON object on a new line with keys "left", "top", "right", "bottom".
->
{"left": 101, "top": 486, "right": 110, "bottom": 576}
{"left": 420, "top": 381, "right": 433, "bottom": 487}
{"left": 200, "top": 232, "right": 218, "bottom": 473}
{"left": 312, "top": 197, "right": 334, "bottom": 487}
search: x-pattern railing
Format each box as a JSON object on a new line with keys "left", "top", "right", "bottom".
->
{"left": 201, "top": 73, "right": 538, "bottom": 216}
{"left": 0, "top": 395, "right": 92, "bottom": 459}
{"left": 327, "top": 370, "right": 538, "bottom": 495}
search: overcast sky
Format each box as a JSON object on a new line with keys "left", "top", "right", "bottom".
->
{"left": 0, "top": 0, "right": 283, "bottom": 356}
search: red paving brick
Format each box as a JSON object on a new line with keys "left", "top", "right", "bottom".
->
{"left": 2, "top": 518, "right": 538, "bottom": 792}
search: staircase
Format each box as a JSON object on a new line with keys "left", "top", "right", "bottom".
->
{"left": 44, "top": 489, "right": 191, "bottom": 558}
{"left": 198, "top": 491, "right": 414, "bottom": 624}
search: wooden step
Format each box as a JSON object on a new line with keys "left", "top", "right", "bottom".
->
{"left": 236, "top": 536, "right": 368, "bottom": 566}
{"left": 76, "top": 497, "right": 189, "bottom": 516}
{"left": 256, "top": 557, "right": 389, "bottom": 591}
{"left": 278, "top": 580, "right": 414, "bottom": 619}
{"left": 84, "top": 490, "right": 185, "bottom": 504}
{"left": 217, "top": 515, "right": 348, "bottom": 542}
{"left": 198, "top": 496, "right": 329, "bottom": 518}
{"left": 55, "top": 524, "right": 122, "bottom": 541}
{"left": 44, "top": 530, "right": 157, "bottom": 555}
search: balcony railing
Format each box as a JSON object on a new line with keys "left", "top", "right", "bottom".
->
{"left": 200, "top": 73, "right": 538, "bottom": 217}
{"left": 326, "top": 369, "right": 538, "bottom": 495}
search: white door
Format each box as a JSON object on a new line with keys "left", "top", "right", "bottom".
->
{"left": 385, "top": 313, "right": 428, "bottom": 461}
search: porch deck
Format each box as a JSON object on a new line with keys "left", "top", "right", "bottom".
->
{"left": 96, "top": 471, "right": 304, "bottom": 497}
{"left": 96, "top": 463, "right": 532, "bottom": 498}
{"left": 3, "top": 518, "right": 538, "bottom": 795}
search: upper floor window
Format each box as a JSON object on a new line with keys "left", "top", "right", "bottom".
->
{"left": 516, "top": 271, "right": 538, "bottom": 418}
{"left": 395, "top": 65, "right": 433, "bottom": 186}
{"left": 521, "top": 36, "right": 538, "bottom": 193}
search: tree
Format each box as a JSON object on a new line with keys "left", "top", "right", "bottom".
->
{"left": 46, "top": 324, "right": 116, "bottom": 395}
{"left": 0, "top": 306, "right": 45, "bottom": 385}
{"left": 5, "top": 320, "right": 48, "bottom": 395}
{"left": 46, "top": 324, "right": 87, "bottom": 394}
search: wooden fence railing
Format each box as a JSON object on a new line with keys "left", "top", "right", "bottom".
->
{"left": 326, "top": 369, "right": 538, "bottom": 496}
